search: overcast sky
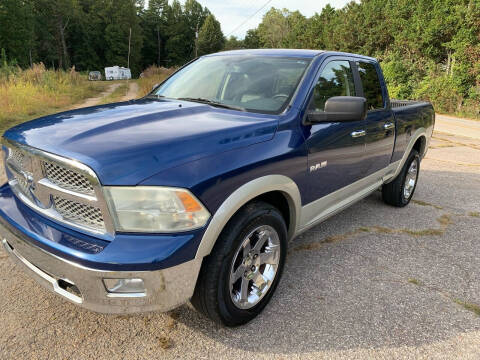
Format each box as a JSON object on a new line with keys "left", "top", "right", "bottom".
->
{"left": 180, "top": 0, "right": 352, "bottom": 38}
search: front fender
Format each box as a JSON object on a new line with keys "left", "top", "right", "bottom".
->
{"left": 195, "top": 175, "right": 302, "bottom": 258}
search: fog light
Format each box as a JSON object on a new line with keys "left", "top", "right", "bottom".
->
{"left": 103, "top": 278, "right": 145, "bottom": 294}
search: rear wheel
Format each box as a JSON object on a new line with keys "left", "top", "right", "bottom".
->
{"left": 382, "top": 149, "right": 420, "bottom": 207}
{"left": 191, "top": 201, "right": 287, "bottom": 326}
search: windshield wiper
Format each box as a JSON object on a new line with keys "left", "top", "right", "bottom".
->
{"left": 176, "top": 97, "right": 246, "bottom": 112}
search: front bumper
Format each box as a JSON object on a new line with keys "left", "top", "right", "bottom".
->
{"left": 0, "top": 220, "right": 202, "bottom": 313}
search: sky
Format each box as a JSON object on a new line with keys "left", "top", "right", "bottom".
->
{"left": 180, "top": 0, "right": 353, "bottom": 38}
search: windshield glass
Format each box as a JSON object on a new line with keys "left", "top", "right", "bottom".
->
{"left": 154, "top": 55, "right": 311, "bottom": 114}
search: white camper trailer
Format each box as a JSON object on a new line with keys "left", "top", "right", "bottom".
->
{"left": 104, "top": 66, "right": 132, "bottom": 80}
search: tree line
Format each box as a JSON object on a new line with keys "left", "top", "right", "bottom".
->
{"left": 1, "top": 0, "right": 479, "bottom": 116}
{"left": 0, "top": 0, "right": 224, "bottom": 75}
{"left": 225, "top": 0, "right": 480, "bottom": 116}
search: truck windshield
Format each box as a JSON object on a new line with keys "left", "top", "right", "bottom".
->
{"left": 153, "top": 55, "right": 311, "bottom": 114}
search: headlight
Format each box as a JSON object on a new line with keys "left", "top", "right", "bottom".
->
{"left": 104, "top": 187, "right": 210, "bottom": 233}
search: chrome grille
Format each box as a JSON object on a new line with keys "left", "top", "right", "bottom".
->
{"left": 3, "top": 140, "right": 114, "bottom": 239}
{"left": 10, "top": 148, "right": 26, "bottom": 168}
{"left": 7, "top": 148, "right": 32, "bottom": 198}
{"left": 53, "top": 196, "right": 105, "bottom": 231}
{"left": 43, "top": 161, "right": 95, "bottom": 195}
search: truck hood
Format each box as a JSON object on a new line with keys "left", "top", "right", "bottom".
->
{"left": 3, "top": 98, "right": 278, "bottom": 185}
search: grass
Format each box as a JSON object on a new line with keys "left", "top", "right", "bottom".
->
{"left": 454, "top": 299, "right": 480, "bottom": 316}
{"left": 137, "top": 65, "right": 175, "bottom": 97}
{"left": 411, "top": 199, "right": 443, "bottom": 210}
{"left": 293, "top": 215, "right": 454, "bottom": 252}
{"left": 0, "top": 63, "right": 109, "bottom": 135}
{"left": 468, "top": 211, "right": 480, "bottom": 218}
{"left": 408, "top": 278, "right": 423, "bottom": 286}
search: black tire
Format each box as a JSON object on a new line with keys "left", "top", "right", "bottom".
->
{"left": 382, "top": 149, "right": 420, "bottom": 207}
{"left": 191, "top": 201, "right": 287, "bottom": 326}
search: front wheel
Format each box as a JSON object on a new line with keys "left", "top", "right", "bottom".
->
{"left": 191, "top": 201, "right": 287, "bottom": 326}
{"left": 382, "top": 149, "right": 420, "bottom": 207}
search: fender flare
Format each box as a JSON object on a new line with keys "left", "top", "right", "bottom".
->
{"left": 195, "top": 175, "right": 302, "bottom": 258}
{"left": 387, "top": 127, "right": 427, "bottom": 183}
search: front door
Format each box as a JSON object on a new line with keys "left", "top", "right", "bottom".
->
{"left": 302, "top": 59, "right": 366, "bottom": 204}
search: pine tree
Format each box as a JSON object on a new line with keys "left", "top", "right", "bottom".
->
{"left": 197, "top": 14, "right": 224, "bottom": 56}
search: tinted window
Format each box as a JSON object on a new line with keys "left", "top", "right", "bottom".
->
{"left": 311, "top": 61, "right": 356, "bottom": 111}
{"left": 357, "top": 61, "right": 384, "bottom": 110}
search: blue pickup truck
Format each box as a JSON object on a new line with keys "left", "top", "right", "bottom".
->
{"left": 0, "top": 49, "right": 434, "bottom": 326}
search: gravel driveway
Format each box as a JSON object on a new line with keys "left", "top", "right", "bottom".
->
{"left": 1, "top": 123, "right": 480, "bottom": 359}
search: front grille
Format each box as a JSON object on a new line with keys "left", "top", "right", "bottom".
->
{"left": 53, "top": 196, "right": 105, "bottom": 231}
{"left": 4, "top": 141, "right": 113, "bottom": 238}
{"left": 10, "top": 148, "right": 26, "bottom": 168}
{"left": 8, "top": 148, "right": 33, "bottom": 199}
{"left": 43, "top": 161, "right": 95, "bottom": 195}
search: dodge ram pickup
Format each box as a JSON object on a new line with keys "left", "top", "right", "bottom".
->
{"left": 0, "top": 49, "right": 434, "bottom": 326}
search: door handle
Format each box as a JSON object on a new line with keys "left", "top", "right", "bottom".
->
{"left": 351, "top": 130, "right": 366, "bottom": 138}
{"left": 384, "top": 122, "right": 395, "bottom": 130}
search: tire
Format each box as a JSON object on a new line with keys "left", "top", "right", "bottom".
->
{"left": 191, "top": 201, "right": 287, "bottom": 326}
{"left": 382, "top": 149, "right": 420, "bottom": 207}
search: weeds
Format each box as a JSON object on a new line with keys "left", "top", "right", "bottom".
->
{"left": 408, "top": 278, "right": 422, "bottom": 286}
{"left": 453, "top": 299, "right": 480, "bottom": 316}
{"left": 411, "top": 199, "right": 443, "bottom": 210}
{"left": 137, "top": 66, "right": 175, "bottom": 97}
{"left": 293, "top": 214, "right": 454, "bottom": 251}
{"left": 0, "top": 63, "right": 108, "bottom": 135}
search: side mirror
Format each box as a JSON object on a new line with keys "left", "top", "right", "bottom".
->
{"left": 152, "top": 83, "right": 160, "bottom": 91}
{"left": 306, "top": 96, "right": 367, "bottom": 123}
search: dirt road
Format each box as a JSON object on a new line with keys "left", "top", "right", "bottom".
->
{"left": 1, "top": 118, "right": 480, "bottom": 359}
{"left": 122, "top": 81, "right": 139, "bottom": 101}
{"left": 72, "top": 83, "right": 122, "bottom": 109}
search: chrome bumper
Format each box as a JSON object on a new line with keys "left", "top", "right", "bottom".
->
{"left": 0, "top": 222, "right": 202, "bottom": 314}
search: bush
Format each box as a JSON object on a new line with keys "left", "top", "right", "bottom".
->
{"left": 414, "top": 72, "right": 463, "bottom": 114}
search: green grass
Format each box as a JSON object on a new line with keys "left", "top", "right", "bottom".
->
{"left": 454, "top": 299, "right": 480, "bottom": 316}
{"left": 408, "top": 278, "right": 422, "bottom": 286}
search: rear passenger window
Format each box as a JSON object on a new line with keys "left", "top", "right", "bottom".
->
{"left": 357, "top": 61, "right": 384, "bottom": 110}
{"left": 311, "top": 60, "right": 356, "bottom": 111}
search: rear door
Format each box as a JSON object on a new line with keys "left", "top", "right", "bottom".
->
{"left": 356, "top": 60, "right": 395, "bottom": 176}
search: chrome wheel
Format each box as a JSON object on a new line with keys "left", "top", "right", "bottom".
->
{"left": 229, "top": 225, "right": 281, "bottom": 310}
{"left": 403, "top": 159, "right": 418, "bottom": 200}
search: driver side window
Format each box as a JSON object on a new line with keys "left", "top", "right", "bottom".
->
{"left": 311, "top": 60, "right": 356, "bottom": 111}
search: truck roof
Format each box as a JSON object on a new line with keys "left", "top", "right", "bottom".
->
{"left": 209, "top": 49, "right": 377, "bottom": 61}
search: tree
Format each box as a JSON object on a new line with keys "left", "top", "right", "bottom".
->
{"left": 224, "top": 36, "right": 244, "bottom": 50}
{"left": 257, "top": 8, "right": 289, "bottom": 48}
{"left": 197, "top": 14, "right": 224, "bottom": 56}
{"left": 0, "top": 0, "right": 35, "bottom": 67}
{"left": 103, "top": 0, "right": 143, "bottom": 75}
{"left": 243, "top": 29, "right": 260, "bottom": 49}
{"left": 140, "top": 0, "right": 168, "bottom": 67}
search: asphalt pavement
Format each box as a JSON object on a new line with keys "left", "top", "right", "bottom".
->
{"left": 1, "top": 118, "right": 480, "bottom": 359}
